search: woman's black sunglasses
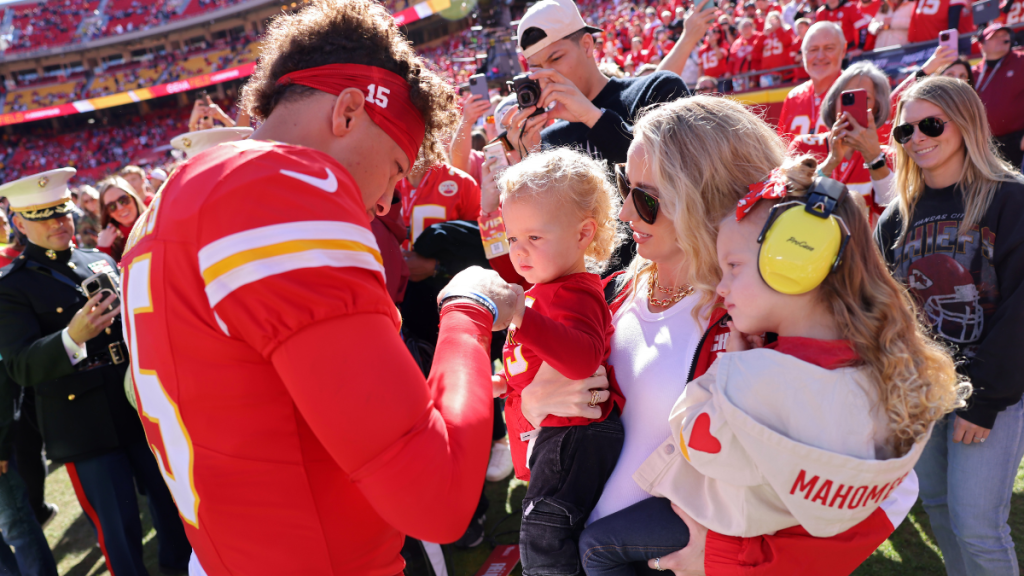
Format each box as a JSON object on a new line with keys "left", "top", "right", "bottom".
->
{"left": 104, "top": 194, "right": 133, "bottom": 214}
{"left": 615, "top": 163, "right": 660, "bottom": 225}
{"left": 893, "top": 117, "right": 948, "bottom": 145}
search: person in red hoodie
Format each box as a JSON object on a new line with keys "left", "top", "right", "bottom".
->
{"left": 95, "top": 175, "right": 145, "bottom": 263}
{"left": 730, "top": 18, "right": 765, "bottom": 90}
{"left": 518, "top": 95, "right": 922, "bottom": 576}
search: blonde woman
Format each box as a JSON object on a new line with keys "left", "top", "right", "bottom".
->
{"left": 580, "top": 154, "right": 963, "bottom": 575}
{"left": 875, "top": 76, "right": 1024, "bottom": 576}
{"left": 518, "top": 96, "right": 922, "bottom": 574}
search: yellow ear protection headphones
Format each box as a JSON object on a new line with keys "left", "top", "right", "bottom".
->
{"left": 756, "top": 176, "right": 852, "bottom": 295}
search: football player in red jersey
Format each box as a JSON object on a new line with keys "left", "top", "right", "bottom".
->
{"left": 777, "top": 21, "right": 845, "bottom": 141}
{"left": 397, "top": 163, "right": 481, "bottom": 245}
{"left": 118, "top": 1, "right": 531, "bottom": 574}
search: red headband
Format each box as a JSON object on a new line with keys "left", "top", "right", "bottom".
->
{"left": 736, "top": 168, "right": 788, "bottom": 221}
{"left": 277, "top": 63, "right": 425, "bottom": 167}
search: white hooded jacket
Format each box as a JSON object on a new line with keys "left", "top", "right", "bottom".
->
{"left": 633, "top": 344, "right": 929, "bottom": 538}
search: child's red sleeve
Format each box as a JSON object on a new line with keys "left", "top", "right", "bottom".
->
{"left": 513, "top": 280, "right": 610, "bottom": 380}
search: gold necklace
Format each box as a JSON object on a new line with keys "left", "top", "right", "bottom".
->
{"left": 648, "top": 267, "right": 694, "bottom": 308}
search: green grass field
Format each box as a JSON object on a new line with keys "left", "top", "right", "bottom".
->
{"left": 43, "top": 459, "right": 1024, "bottom": 575}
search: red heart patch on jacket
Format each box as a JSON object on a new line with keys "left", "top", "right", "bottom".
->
{"left": 688, "top": 413, "right": 721, "bottom": 454}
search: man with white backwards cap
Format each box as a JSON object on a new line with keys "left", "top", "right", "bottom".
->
{"left": 0, "top": 168, "right": 192, "bottom": 576}
{"left": 504, "top": 0, "right": 688, "bottom": 165}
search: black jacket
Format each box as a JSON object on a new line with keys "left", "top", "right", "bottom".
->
{"left": 875, "top": 179, "right": 1024, "bottom": 429}
{"left": 540, "top": 71, "right": 689, "bottom": 165}
{"left": 0, "top": 243, "right": 144, "bottom": 462}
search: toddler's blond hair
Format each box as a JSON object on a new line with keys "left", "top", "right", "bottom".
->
{"left": 499, "top": 148, "right": 624, "bottom": 274}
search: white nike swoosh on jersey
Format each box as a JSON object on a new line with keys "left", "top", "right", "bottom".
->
{"left": 279, "top": 167, "right": 338, "bottom": 193}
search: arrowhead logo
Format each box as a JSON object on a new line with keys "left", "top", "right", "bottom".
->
{"left": 280, "top": 167, "right": 338, "bottom": 193}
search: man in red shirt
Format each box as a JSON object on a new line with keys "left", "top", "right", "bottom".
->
{"left": 777, "top": 21, "right": 845, "bottom": 141}
{"left": 907, "top": 0, "right": 975, "bottom": 42}
{"left": 119, "top": 1, "right": 524, "bottom": 574}
{"left": 730, "top": 18, "right": 765, "bottom": 90}
{"left": 974, "top": 23, "right": 1024, "bottom": 168}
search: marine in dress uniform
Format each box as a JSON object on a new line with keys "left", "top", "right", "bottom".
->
{"left": 0, "top": 168, "right": 191, "bottom": 576}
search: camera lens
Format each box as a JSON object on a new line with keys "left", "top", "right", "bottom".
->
{"left": 518, "top": 88, "right": 538, "bottom": 108}
{"left": 86, "top": 281, "right": 98, "bottom": 292}
{"left": 842, "top": 93, "right": 853, "bottom": 105}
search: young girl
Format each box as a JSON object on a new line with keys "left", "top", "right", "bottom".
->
{"left": 577, "top": 156, "right": 966, "bottom": 575}
{"left": 495, "top": 148, "right": 626, "bottom": 575}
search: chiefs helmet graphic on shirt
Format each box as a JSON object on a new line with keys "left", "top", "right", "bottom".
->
{"left": 907, "top": 254, "right": 983, "bottom": 344}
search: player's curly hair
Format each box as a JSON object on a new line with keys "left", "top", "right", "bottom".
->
{"left": 774, "top": 155, "right": 968, "bottom": 457}
{"left": 240, "top": 0, "right": 458, "bottom": 169}
{"left": 498, "top": 148, "right": 624, "bottom": 274}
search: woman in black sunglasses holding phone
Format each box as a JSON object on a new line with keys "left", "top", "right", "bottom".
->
{"left": 875, "top": 75, "right": 1024, "bottom": 576}
{"left": 96, "top": 175, "right": 146, "bottom": 263}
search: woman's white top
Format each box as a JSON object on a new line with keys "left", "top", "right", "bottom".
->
{"left": 587, "top": 283, "right": 705, "bottom": 525}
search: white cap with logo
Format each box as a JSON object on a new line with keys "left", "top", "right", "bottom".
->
{"left": 517, "top": 0, "right": 601, "bottom": 59}
{"left": 0, "top": 167, "right": 77, "bottom": 221}
{"left": 171, "top": 127, "right": 254, "bottom": 159}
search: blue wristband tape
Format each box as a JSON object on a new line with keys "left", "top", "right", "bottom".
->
{"left": 438, "top": 292, "right": 499, "bottom": 326}
{"left": 467, "top": 291, "right": 499, "bottom": 322}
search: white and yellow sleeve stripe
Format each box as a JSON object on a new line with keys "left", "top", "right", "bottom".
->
{"left": 198, "top": 220, "right": 384, "bottom": 308}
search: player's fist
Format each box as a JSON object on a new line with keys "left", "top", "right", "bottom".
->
{"left": 438, "top": 266, "right": 521, "bottom": 331}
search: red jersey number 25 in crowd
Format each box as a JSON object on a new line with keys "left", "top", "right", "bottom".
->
{"left": 121, "top": 201, "right": 201, "bottom": 528}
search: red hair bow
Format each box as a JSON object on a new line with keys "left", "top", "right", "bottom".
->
{"left": 736, "top": 168, "right": 788, "bottom": 221}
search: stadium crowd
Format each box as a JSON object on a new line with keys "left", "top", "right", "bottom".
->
{"left": 1, "top": 0, "right": 248, "bottom": 55}
{"left": 0, "top": 0, "right": 1023, "bottom": 575}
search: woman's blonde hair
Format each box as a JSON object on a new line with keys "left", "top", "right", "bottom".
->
{"left": 623, "top": 95, "right": 787, "bottom": 323}
{"left": 499, "top": 148, "right": 624, "bottom": 274}
{"left": 890, "top": 76, "right": 1023, "bottom": 244}
{"left": 781, "top": 155, "right": 968, "bottom": 456}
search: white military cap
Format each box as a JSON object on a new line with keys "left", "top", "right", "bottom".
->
{"left": 171, "top": 127, "right": 254, "bottom": 159}
{"left": 0, "top": 167, "right": 77, "bottom": 221}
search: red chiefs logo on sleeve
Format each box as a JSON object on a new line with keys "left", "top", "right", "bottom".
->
{"left": 438, "top": 180, "right": 459, "bottom": 196}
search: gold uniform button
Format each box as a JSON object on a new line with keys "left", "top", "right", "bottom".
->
{"left": 68, "top": 394, "right": 75, "bottom": 401}
{"left": 73, "top": 353, "right": 79, "bottom": 359}
{"left": 105, "top": 328, "right": 112, "bottom": 335}
{"left": 67, "top": 263, "right": 76, "bottom": 270}
{"left": 56, "top": 307, "right": 63, "bottom": 314}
